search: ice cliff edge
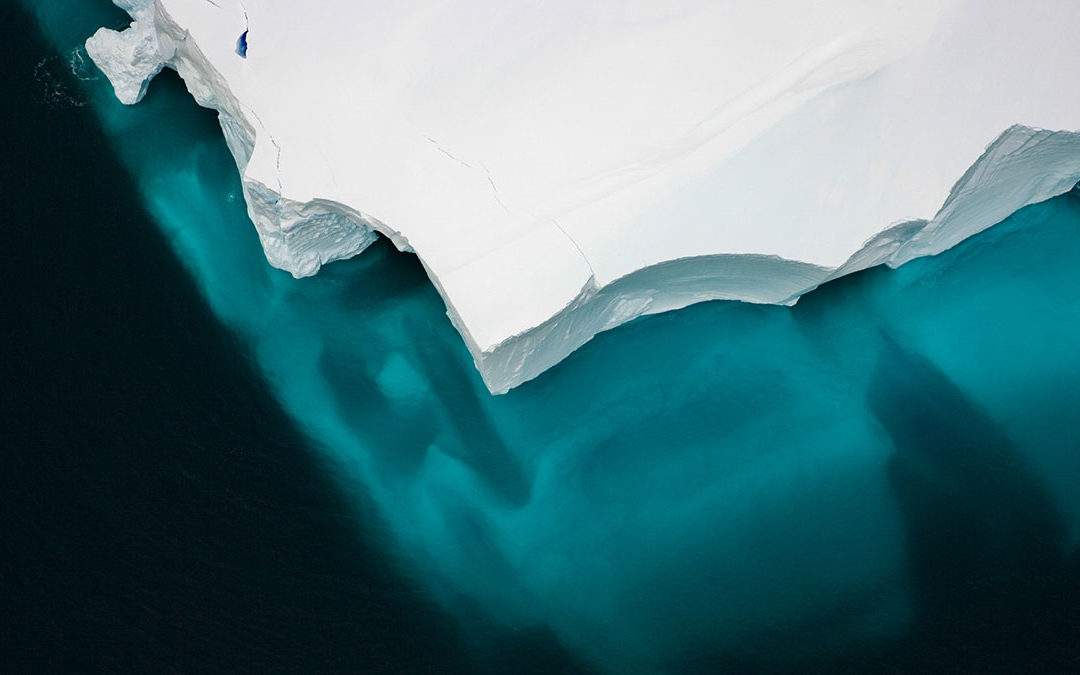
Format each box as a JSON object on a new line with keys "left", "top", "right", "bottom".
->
{"left": 88, "top": 0, "right": 1080, "bottom": 393}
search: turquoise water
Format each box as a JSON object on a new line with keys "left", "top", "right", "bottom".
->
{"left": 24, "top": 3, "right": 1080, "bottom": 670}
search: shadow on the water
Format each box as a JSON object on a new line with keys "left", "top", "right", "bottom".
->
{"left": 319, "top": 340, "right": 435, "bottom": 480}
{"left": 332, "top": 237, "right": 432, "bottom": 314}
{"left": 410, "top": 318, "right": 533, "bottom": 508}
{"left": 866, "top": 334, "right": 1079, "bottom": 670}
{"left": 2, "top": 5, "right": 585, "bottom": 671}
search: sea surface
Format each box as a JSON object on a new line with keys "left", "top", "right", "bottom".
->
{"left": 4, "top": 2, "right": 1080, "bottom": 672}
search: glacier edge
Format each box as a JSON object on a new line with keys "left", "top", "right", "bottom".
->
{"left": 87, "top": 0, "right": 1080, "bottom": 394}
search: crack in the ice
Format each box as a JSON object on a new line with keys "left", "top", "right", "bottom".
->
{"left": 234, "top": 0, "right": 251, "bottom": 57}
{"left": 425, "top": 136, "right": 510, "bottom": 214}
{"left": 244, "top": 105, "right": 283, "bottom": 204}
{"left": 478, "top": 161, "right": 511, "bottom": 214}
{"left": 425, "top": 135, "right": 473, "bottom": 170}
{"left": 486, "top": 176, "right": 510, "bottom": 213}
{"left": 550, "top": 217, "right": 596, "bottom": 280}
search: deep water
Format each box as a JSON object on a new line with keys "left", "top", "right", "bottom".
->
{"left": 6, "top": 1, "right": 1080, "bottom": 672}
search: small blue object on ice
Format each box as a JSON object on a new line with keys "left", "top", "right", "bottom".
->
{"left": 236, "top": 30, "right": 248, "bottom": 58}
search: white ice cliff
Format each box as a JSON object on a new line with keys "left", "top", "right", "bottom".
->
{"left": 88, "top": 0, "right": 1080, "bottom": 393}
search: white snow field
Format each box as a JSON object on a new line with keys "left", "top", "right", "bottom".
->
{"left": 88, "top": 0, "right": 1080, "bottom": 392}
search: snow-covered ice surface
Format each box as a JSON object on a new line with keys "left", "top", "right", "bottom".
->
{"left": 88, "top": 0, "right": 1080, "bottom": 392}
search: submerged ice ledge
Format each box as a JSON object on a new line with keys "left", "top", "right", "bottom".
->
{"left": 88, "top": 0, "right": 1080, "bottom": 393}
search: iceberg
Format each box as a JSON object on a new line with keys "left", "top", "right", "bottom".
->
{"left": 87, "top": 0, "right": 1080, "bottom": 392}
{"left": 19, "top": 0, "right": 1080, "bottom": 667}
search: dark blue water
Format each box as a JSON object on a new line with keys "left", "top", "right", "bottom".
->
{"left": 0, "top": 5, "right": 583, "bottom": 672}
{"left": 6, "top": 2, "right": 1080, "bottom": 672}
